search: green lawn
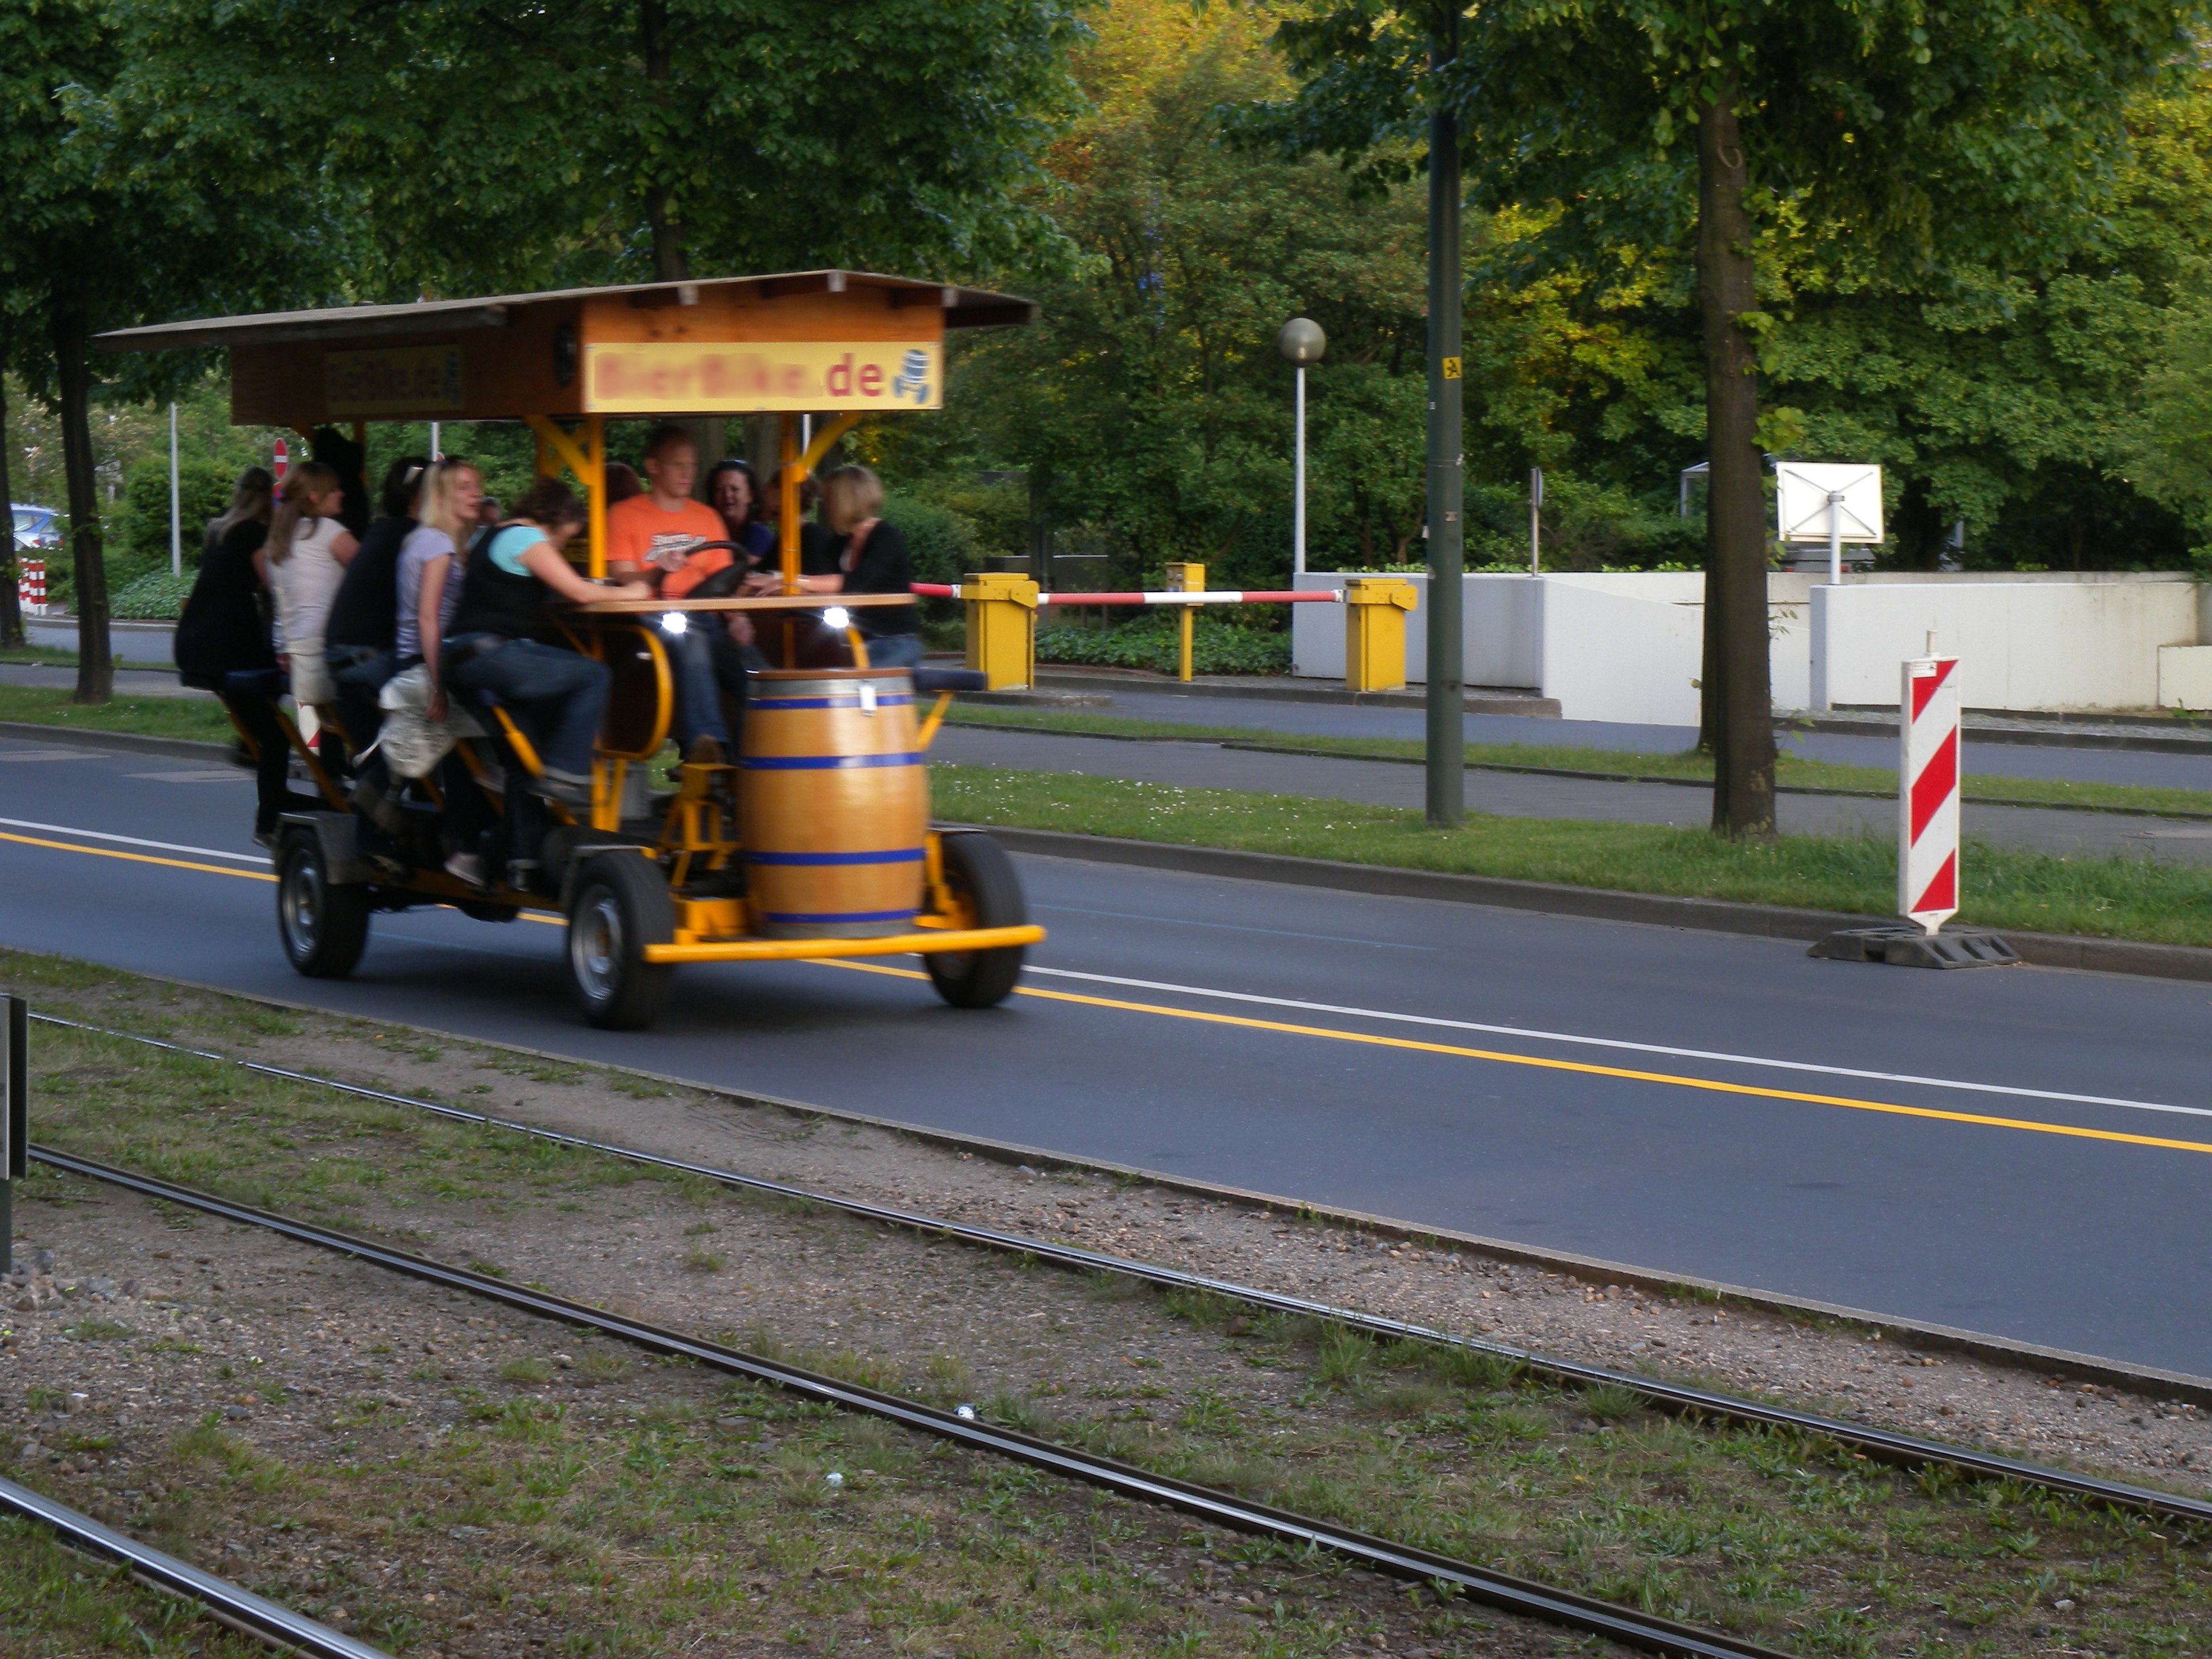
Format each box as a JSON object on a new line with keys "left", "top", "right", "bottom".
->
{"left": 932, "top": 763, "right": 2212, "bottom": 947}
{"left": 947, "top": 704, "right": 2212, "bottom": 819}
{"left": 0, "top": 682, "right": 234, "bottom": 744}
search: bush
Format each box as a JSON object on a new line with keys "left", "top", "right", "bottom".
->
{"left": 111, "top": 457, "right": 236, "bottom": 566}
{"left": 112, "top": 569, "right": 196, "bottom": 620}
{"left": 884, "top": 494, "right": 981, "bottom": 585}
{"left": 1036, "top": 615, "right": 1290, "bottom": 676}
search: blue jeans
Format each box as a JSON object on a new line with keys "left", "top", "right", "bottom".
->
{"left": 860, "top": 632, "right": 925, "bottom": 671}
{"left": 446, "top": 635, "right": 610, "bottom": 778}
{"left": 670, "top": 622, "right": 752, "bottom": 748}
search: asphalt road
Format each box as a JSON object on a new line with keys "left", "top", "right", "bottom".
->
{"left": 2, "top": 731, "right": 2210, "bottom": 1376}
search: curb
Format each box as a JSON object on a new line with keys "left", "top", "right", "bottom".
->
{"left": 1036, "top": 669, "right": 1562, "bottom": 719}
{"left": 28, "top": 959, "right": 2212, "bottom": 1409}
{"left": 0, "top": 719, "right": 233, "bottom": 764}
{"left": 17, "top": 718, "right": 2210, "bottom": 984}
{"left": 969, "top": 824, "right": 2212, "bottom": 984}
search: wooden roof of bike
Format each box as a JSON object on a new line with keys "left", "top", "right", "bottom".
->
{"left": 91, "top": 271, "right": 1035, "bottom": 426}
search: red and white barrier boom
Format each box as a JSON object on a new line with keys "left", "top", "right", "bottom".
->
{"left": 1899, "top": 649, "right": 1960, "bottom": 934}
{"left": 910, "top": 584, "right": 1341, "bottom": 606}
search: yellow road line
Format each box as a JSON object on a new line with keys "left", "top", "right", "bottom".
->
{"left": 822, "top": 959, "right": 2212, "bottom": 1158}
{"left": 0, "top": 829, "right": 276, "bottom": 883}
{"left": 16, "top": 824, "right": 2202, "bottom": 1160}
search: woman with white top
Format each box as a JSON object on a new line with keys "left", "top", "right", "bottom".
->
{"left": 265, "top": 461, "right": 359, "bottom": 715}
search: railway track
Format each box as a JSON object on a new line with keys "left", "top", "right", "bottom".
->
{"left": 0, "top": 1468, "right": 393, "bottom": 1659}
{"left": 35, "top": 1010, "right": 2212, "bottom": 1530}
{"left": 31, "top": 1142, "right": 1789, "bottom": 1659}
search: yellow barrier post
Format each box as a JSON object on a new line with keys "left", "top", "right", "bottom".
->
{"left": 1343, "top": 576, "right": 1417, "bottom": 692}
{"left": 963, "top": 571, "right": 1039, "bottom": 690}
{"left": 1164, "top": 561, "right": 1204, "bottom": 682}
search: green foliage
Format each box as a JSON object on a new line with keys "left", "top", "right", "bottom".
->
{"left": 111, "top": 569, "right": 195, "bottom": 619}
{"left": 1035, "top": 616, "right": 1291, "bottom": 676}
{"left": 884, "top": 494, "right": 982, "bottom": 586}
{"left": 109, "top": 456, "right": 233, "bottom": 565}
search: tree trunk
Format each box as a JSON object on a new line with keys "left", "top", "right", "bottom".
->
{"left": 0, "top": 329, "right": 23, "bottom": 650}
{"left": 640, "top": 0, "right": 690, "bottom": 282}
{"left": 54, "top": 300, "right": 112, "bottom": 704}
{"left": 1696, "top": 86, "right": 1775, "bottom": 838}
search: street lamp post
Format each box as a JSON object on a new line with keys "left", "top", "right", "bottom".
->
{"left": 1277, "top": 318, "right": 1326, "bottom": 578}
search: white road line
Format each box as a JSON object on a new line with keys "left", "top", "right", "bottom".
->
{"left": 0, "top": 817, "right": 271, "bottom": 865}
{"left": 1024, "top": 965, "right": 2212, "bottom": 1120}
{"left": 125, "top": 770, "right": 252, "bottom": 784}
{"left": 1032, "top": 902, "right": 1434, "bottom": 950}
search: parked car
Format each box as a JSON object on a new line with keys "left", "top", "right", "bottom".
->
{"left": 12, "top": 503, "right": 59, "bottom": 555}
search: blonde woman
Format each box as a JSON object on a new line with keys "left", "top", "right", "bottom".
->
{"left": 395, "top": 458, "right": 485, "bottom": 724}
{"left": 264, "top": 461, "right": 359, "bottom": 709}
{"left": 775, "top": 464, "right": 923, "bottom": 669}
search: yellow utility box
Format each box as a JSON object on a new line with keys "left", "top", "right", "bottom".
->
{"left": 963, "top": 571, "right": 1039, "bottom": 690}
{"left": 1164, "top": 562, "right": 1205, "bottom": 682}
{"left": 1343, "top": 577, "right": 1417, "bottom": 692}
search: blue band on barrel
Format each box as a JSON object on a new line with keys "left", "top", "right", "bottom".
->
{"left": 745, "top": 848, "right": 925, "bottom": 866}
{"left": 751, "top": 695, "right": 916, "bottom": 710}
{"left": 761, "top": 909, "right": 920, "bottom": 925}
{"left": 740, "top": 752, "right": 922, "bottom": 770}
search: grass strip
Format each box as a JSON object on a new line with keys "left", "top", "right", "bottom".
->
{"left": 4, "top": 948, "right": 2207, "bottom": 1659}
{"left": 931, "top": 762, "right": 2212, "bottom": 946}
{"left": 946, "top": 705, "right": 2212, "bottom": 819}
{"left": 0, "top": 683, "right": 233, "bottom": 745}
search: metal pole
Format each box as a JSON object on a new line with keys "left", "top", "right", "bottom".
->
{"left": 1529, "top": 466, "right": 1542, "bottom": 575}
{"left": 1293, "top": 365, "right": 1307, "bottom": 578}
{"left": 167, "top": 403, "right": 181, "bottom": 578}
{"left": 1424, "top": 7, "right": 1464, "bottom": 828}
{"left": 1828, "top": 488, "right": 1842, "bottom": 585}
{"left": 429, "top": 422, "right": 441, "bottom": 461}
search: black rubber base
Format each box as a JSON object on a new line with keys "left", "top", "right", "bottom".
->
{"left": 1808, "top": 925, "right": 2022, "bottom": 969}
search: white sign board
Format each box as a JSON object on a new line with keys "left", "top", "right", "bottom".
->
{"left": 1777, "top": 463, "right": 1883, "bottom": 544}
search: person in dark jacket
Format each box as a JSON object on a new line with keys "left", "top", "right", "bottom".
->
{"left": 774, "top": 464, "right": 923, "bottom": 669}
{"left": 173, "top": 467, "right": 314, "bottom": 842}
{"left": 324, "top": 455, "right": 429, "bottom": 752}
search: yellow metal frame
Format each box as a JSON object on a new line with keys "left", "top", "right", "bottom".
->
{"left": 1165, "top": 561, "right": 1204, "bottom": 683}
{"left": 644, "top": 923, "right": 1043, "bottom": 965}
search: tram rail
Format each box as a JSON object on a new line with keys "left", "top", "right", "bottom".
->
{"left": 0, "top": 1469, "right": 393, "bottom": 1659}
{"left": 29, "top": 1142, "right": 1793, "bottom": 1659}
{"left": 32, "top": 1012, "right": 2212, "bottom": 1530}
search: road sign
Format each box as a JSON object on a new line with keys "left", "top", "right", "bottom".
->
{"left": 1899, "top": 653, "right": 1961, "bottom": 934}
{"left": 1778, "top": 462, "right": 1883, "bottom": 584}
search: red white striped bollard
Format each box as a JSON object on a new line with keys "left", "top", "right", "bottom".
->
{"left": 18, "top": 558, "right": 44, "bottom": 616}
{"left": 1899, "top": 647, "right": 1960, "bottom": 935}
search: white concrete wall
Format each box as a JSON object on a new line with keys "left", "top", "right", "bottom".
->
{"left": 1809, "top": 579, "right": 2198, "bottom": 711}
{"left": 1293, "top": 568, "right": 2201, "bottom": 721}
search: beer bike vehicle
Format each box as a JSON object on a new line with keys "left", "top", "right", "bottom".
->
{"left": 98, "top": 272, "right": 1044, "bottom": 1029}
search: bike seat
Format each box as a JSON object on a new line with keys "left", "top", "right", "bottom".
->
{"left": 912, "top": 666, "right": 989, "bottom": 694}
{"left": 223, "top": 668, "right": 287, "bottom": 698}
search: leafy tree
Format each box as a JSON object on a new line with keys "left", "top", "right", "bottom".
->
{"left": 877, "top": 0, "right": 1431, "bottom": 589}
{"left": 111, "top": 0, "right": 1090, "bottom": 296}
{"left": 1, "top": 0, "right": 328, "bottom": 700}
{"left": 1257, "top": 0, "right": 2209, "bottom": 836}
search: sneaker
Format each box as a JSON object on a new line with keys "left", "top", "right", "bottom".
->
{"left": 251, "top": 830, "right": 278, "bottom": 850}
{"left": 527, "top": 769, "right": 593, "bottom": 809}
{"left": 444, "top": 851, "right": 487, "bottom": 888}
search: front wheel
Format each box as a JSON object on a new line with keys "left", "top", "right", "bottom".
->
{"left": 925, "top": 832, "right": 1028, "bottom": 1009}
{"left": 566, "top": 853, "right": 676, "bottom": 1029}
{"left": 276, "top": 830, "right": 370, "bottom": 979}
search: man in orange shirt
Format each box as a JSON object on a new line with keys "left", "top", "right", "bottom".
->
{"left": 608, "top": 425, "right": 749, "bottom": 757}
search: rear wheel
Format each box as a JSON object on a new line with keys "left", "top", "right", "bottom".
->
{"left": 276, "top": 829, "right": 370, "bottom": 979}
{"left": 566, "top": 853, "right": 676, "bottom": 1029}
{"left": 925, "top": 832, "right": 1027, "bottom": 1008}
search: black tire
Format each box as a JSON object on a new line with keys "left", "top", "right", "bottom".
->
{"left": 566, "top": 853, "right": 676, "bottom": 1030}
{"left": 276, "top": 830, "right": 370, "bottom": 979}
{"left": 926, "top": 832, "right": 1028, "bottom": 1009}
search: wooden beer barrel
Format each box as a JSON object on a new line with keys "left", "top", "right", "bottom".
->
{"left": 740, "top": 668, "right": 927, "bottom": 938}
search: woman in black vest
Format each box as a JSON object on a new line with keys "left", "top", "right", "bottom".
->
{"left": 444, "top": 479, "right": 649, "bottom": 808}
